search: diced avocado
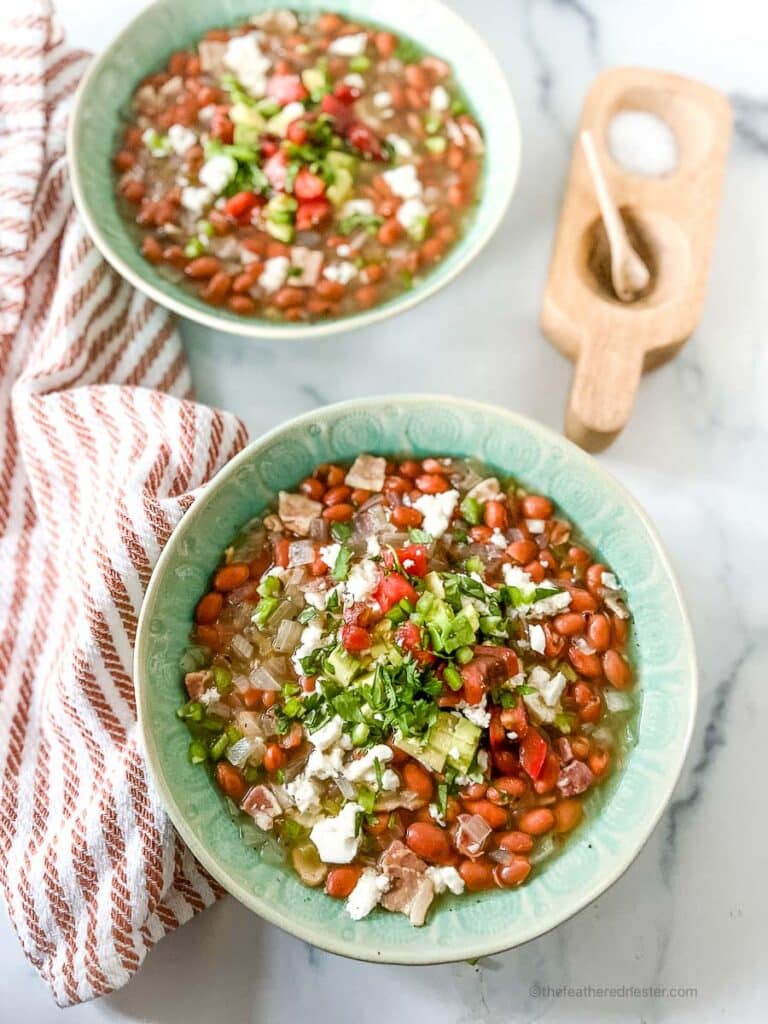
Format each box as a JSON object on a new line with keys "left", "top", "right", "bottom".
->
{"left": 230, "top": 103, "right": 266, "bottom": 129}
{"left": 325, "top": 644, "right": 363, "bottom": 687}
{"left": 327, "top": 167, "right": 353, "bottom": 207}
{"left": 233, "top": 123, "right": 262, "bottom": 147}
{"left": 395, "top": 711, "right": 481, "bottom": 774}
{"left": 266, "top": 105, "right": 302, "bottom": 137}
{"left": 301, "top": 67, "right": 327, "bottom": 95}
{"left": 265, "top": 193, "right": 297, "bottom": 242}
{"left": 352, "top": 669, "right": 377, "bottom": 691}
{"left": 445, "top": 714, "right": 482, "bottom": 773}
{"left": 326, "top": 150, "right": 357, "bottom": 172}
{"left": 395, "top": 734, "right": 446, "bottom": 772}
{"left": 265, "top": 220, "right": 294, "bottom": 243}
{"left": 424, "top": 571, "right": 445, "bottom": 598}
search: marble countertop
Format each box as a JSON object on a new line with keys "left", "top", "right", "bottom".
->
{"left": 3, "top": 0, "right": 767, "bottom": 1019}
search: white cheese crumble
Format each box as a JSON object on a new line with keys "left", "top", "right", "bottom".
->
{"left": 501, "top": 563, "right": 536, "bottom": 599}
{"left": 528, "top": 589, "right": 572, "bottom": 618}
{"left": 346, "top": 868, "right": 390, "bottom": 920}
{"left": 526, "top": 518, "right": 546, "bottom": 534}
{"left": 319, "top": 542, "right": 341, "bottom": 570}
{"left": 259, "top": 256, "right": 290, "bottom": 293}
{"left": 373, "top": 90, "right": 392, "bottom": 109}
{"left": 457, "top": 695, "right": 491, "bottom": 729}
{"left": 344, "top": 558, "right": 381, "bottom": 605}
{"left": 310, "top": 802, "right": 362, "bottom": 863}
{"left": 181, "top": 185, "right": 213, "bottom": 214}
{"left": 489, "top": 530, "right": 508, "bottom": 550}
{"left": 467, "top": 477, "right": 501, "bottom": 502}
{"left": 343, "top": 744, "right": 396, "bottom": 785}
{"left": 430, "top": 85, "right": 450, "bottom": 111}
{"left": 305, "top": 744, "right": 345, "bottom": 781}
{"left": 396, "top": 197, "right": 429, "bottom": 234}
{"left": 199, "top": 154, "right": 237, "bottom": 195}
{"left": 286, "top": 776, "right": 322, "bottom": 814}
{"left": 426, "top": 865, "right": 465, "bottom": 895}
{"left": 323, "top": 261, "right": 357, "bottom": 285}
{"left": 168, "top": 123, "right": 197, "bottom": 155}
{"left": 340, "top": 198, "right": 375, "bottom": 219}
{"left": 291, "top": 619, "right": 326, "bottom": 674}
{"left": 414, "top": 489, "right": 459, "bottom": 539}
{"left": 343, "top": 73, "right": 366, "bottom": 90}
{"left": 308, "top": 715, "right": 344, "bottom": 751}
{"left": 328, "top": 32, "right": 368, "bottom": 57}
{"left": 528, "top": 623, "right": 546, "bottom": 654}
{"left": 386, "top": 133, "right": 413, "bottom": 158}
{"left": 224, "top": 33, "right": 271, "bottom": 98}
{"left": 382, "top": 164, "right": 422, "bottom": 199}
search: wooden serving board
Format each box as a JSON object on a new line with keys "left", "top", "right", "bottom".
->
{"left": 541, "top": 67, "right": 731, "bottom": 452}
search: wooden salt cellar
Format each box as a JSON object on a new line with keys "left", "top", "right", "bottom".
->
{"left": 541, "top": 67, "right": 731, "bottom": 452}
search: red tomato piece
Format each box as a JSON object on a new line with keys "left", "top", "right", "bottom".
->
{"left": 267, "top": 73, "right": 308, "bottom": 105}
{"left": 286, "top": 119, "right": 309, "bottom": 145}
{"left": 333, "top": 81, "right": 361, "bottom": 104}
{"left": 520, "top": 728, "right": 548, "bottom": 780}
{"left": 382, "top": 543, "right": 428, "bottom": 577}
{"left": 294, "top": 167, "right": 326, "bottom": 200}
{"left": 395, "top": 621, "right": 422, "bottom": 652}
{"left": 340, "top": 623, "right": 370, "bottom": 653}
{"left": 295, "top": 197, "right": 332, "bottom": 230}
{"left": 320, "top": 93, "right": 355, "bottom": 131}
{"left": 346, "top": 121, "right": 386, "bottom": 160}
{"left": 224, "top": 191, "right": 258, "bottom": 220}
{"left": 263, "top": 150, "right": 288, "bottom": 190}
{"left": 375, "top": 573, "right": 419, "bottom": 613}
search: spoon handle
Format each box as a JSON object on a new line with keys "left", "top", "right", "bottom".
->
{"left": 565, "top": 326, "right": 645, "bottom": 452}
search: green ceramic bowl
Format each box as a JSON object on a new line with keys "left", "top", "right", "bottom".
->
{"left": 135, "top": 395, "right": 697, "bottom": 963}
{"left": 67, "top": 0, "right": 519, "bottom": 339}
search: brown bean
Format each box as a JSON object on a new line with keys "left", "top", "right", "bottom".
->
{"left": 568, "top": 644, "right": 603, "bottom": 678}
{"left": 493, "top": 856, "right": 531, "bottom": 887}
{"left": 603, "top": 649, "right": 632, "bottom": 689}
{"left": 378, "top": 218, "right": 402, "bottom": 245}
{"left": 274, "top": 286, "right": 305, "bottom": 309}
{"left": 587, "top": 613, "right": 611, "bottom": 651}
{"left": 195, "top": 591, "right": 223, "bottom": 625}
{"left": 554, "top": 612, "right": 585, "bottom": 636}
{"left": 491, "top": 776, "right": 528, "bottom": 799}
{"left": 506, "top": 540, "right": 539, "bottom": 564}
{"left": 299, "top": 477, "right": 325, "bottom": 501}
{"left": 185, "top": 256, "right": 221, "bottom": 279}
{"left": 228, "top": 294, "right": 256, "bottom": 314}
{"left": 325, "top": 865, "right": 362, "bottom": 899}
{"left": 404, "top": 63, "right": 429, "bottom": 89}
{"left": 215, "top": 762, "right": 247, "bottom": 801}
{"left": 415, "top": 473, "right": 450, "bottom": 494}
{"left": 521, "top": 495, "right": 553, "bottom": 519}
{"left": 553, "top": 799, "right": 583, "bottom": 833}
{"left": 517, "top": 808, "right": 555, "bottom": 835}
{"left": 586, "top": 563, "right": 607, "bottom": 595}
{"left": 374, "top": 31, "right": 397, "bottom": 57}
{"left": 323, "top": 485, "right": 352, "bottom": 507}
{"left": 405, "top": 822, "right": 451, "bottom": 864}
{"left": 497, "top": 830, "right": 534, "bottom": 854}
{"left": 390, "top": 505, "right": 423, "bottom": 528}
{"left": 459, "top": 782, "right": 487, "bottom": 801}
{"left": 355, "top": 284, "right": 378, "bottom": 309}
{"left": 402, "top": 762, "right": 434, "bottom": 802}
{"left": 201, "top": 272, "right": 232, "bottom": 304}
{"left": 214, "top": 562, "right": 250, "bottom": 592}
{"left": 351, "top": 488, "right": 371, "bottom": 506}
{"left": 316, "top": 279, "right": 345, "bottom": 300}
{"left": 569, "top": 588, "right": 599, "bottom": 613}
{"left": 458, "top": 857, "right": 496, "bottom": 892}
{"left": 462, "top": 800, "right": 508, "bottom": 830}
{"left": 141, "top": 235, "right": 163, "bottom": 263}
{"left": 322, "top": 503, "right": 354, "bottom": 522}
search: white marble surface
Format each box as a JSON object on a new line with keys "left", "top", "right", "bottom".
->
{"left": 3, "top": 0, "right": 767, "bottom": 1019}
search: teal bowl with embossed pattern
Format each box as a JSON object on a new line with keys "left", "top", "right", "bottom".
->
{"left": 135, "top": 395, "right": 697, "bottom": 963}
{"left": 67, "top": 0, "right": 519, "bottom": 339}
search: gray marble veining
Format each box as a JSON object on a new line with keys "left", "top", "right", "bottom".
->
{"left": 2, "top": 0, "right": 766, "bottom": 1020}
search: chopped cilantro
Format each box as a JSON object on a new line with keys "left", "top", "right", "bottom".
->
{"left": 331, "top": 545, "right": 353, "bottom": 581}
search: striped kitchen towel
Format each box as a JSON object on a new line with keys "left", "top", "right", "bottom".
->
{"left": 0, "top": 1, "right": 248, "bottom": 1005}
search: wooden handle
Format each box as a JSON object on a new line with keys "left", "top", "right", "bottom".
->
{"left": 565, "top": 332, "right": 644, "bottom": 452}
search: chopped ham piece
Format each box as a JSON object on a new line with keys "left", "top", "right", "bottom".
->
{"left": 557, "top": 759, "right": 594, "bottom": 797}
{"left": 454, "top": 813, "right": 492, "bottom": 858}
{"left": 240, "top": 785, "right": 283, "bottom": 830}
{"left": 374, "top": 789, "right": 425, "bottom": 812}
{"left": 345, "top": 454, "right": 387, "bottom": 492}
{"left": 289, "top": 247, "right": 324, "bottom": 287}
{"left": 556, "top": 736, "right": 574, "bottom": 764}
{"left": 184, "top": 670, "right": 212, "bottom": 700}
{"left": 278, "top": 491, "right": 322, "bottom": 536}
{"left": 198, "top": 40, "right": 227, "bottom": 74}
{"left": 379, "top": 840, "right": 436, "bottom": 926}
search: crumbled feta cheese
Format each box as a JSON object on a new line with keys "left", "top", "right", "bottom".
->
{"left": 308, "top": 715, "right": 343, "bottom": 751}
{"left": 199, "top": 154, "right": 237, "bottom": 194}
{"left": 529, "top": 589, "right": 572, "bottom": 617}
{"left": 291, "top": 619, "right": 326, "bottom": 674}
{"left": 526, "top": 518, "right": 546, "bottom": 534}
{"left": 382, "top": 164, "right": 422, "bottom": 199}
{"left": 343, "top": 73, "right": 366, "bottom": 90}
{"left": 305, "top": 745, "right": 345, "bottom": 780}
{"left": 319, "top": 542, "right": 341, "bottom": 570}
{"left": 198, "top": 104, "right": 216, "bottom": 122}
{"left": 476, "top": 749, "right": 489, "bottom": 772}
{"left": 345, "top": 454, "right": 387, "bottom": 491}
{"left": 501, "top": 563, "right": 536, "bottom": 599}
{"left": 489, "top": 530, "right": 508, "bottom": 549}
{"left": 259, "top": 256, "right": 291, "bottom": 293}
{"left": 328, "top": 32, "right": 368, "bottom": 57}
{"left": 181, "top": 185, "right": 213, "bottom": 214}
{"left": 426, "top": 865, "right": 465, "bottom": 895}
{"left": 343, "top": 744, "right": 394, "bottom": 784}
{"left": 286, "top": 776, "right": 322, "bottom": 814}
{"left": 428, "top": 803, "right": 446, "bottom": 827}
{"left": 373, "top": 90, "right": 392, "bottom": 109}
{"left": 346, "top": 868, "right": 390, "bottom": 920}
{"left": 458, "top": 696, "right": 491, "bottom": 729}
{"left": 310, "top": 802, "right": 362, "bottom": 863}
{"left": 396, "top": 197, "right": 429, "bottom": 235}
{"left": 366, "top": 535, "right": 381, "bottom": 557}
{"left": 341, "top": 198, "right": 375, "bottom": 219}
{"left": 527, "top": 666, "right": 567, "bottom": 707}
{"left": 529, "top": 623, "right": 546, "bottom": 654}
{"left": 198, "top": 688, "right": 219, "bottom": 707}
{"left": 168, "top": 123, "right": 197, "bottom": 155}
{"left": 467, "top": 477, "right": 501, "bottom": 502}
{"left": 323, "top": 261, "right": 357, "bottom": 285}
{"left": 344, "top": 558, "right": 380, "bottom": 605}
{"left": 224, "top": 32, "right": 271, "bottom": 97}
{"left": 386, "top": 133, "right": 413, "bottom": 158}
{"left": 430, "top": 85, "right": 450, "bottom": 111}
{"left": 414, "top": 489, "right": 459, "bottom": 539}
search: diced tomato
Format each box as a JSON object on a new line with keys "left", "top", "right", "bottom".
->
{"left": 263, "top": 150, "right": 288, "bottom": 190}
{"left": 261, "top": 136, "right": 279, "bottom": 158}
{"left": 374, "top": 573, "right": 419, "bottom": 613}
{"left": 340, "top": 624, "right": 370, "bottom": 653}
{"left": 460, "top": 662, "right": 487, "bottom": 705}
{"left": 333, "top": 81, "right": 361, "bottom": 104}
{"left": 295, "top": 197, "right": 332, "bottom": 230}
{"left": 225, "top": 191, "right": 259, "bottom": 220}
{"left": 346, "top": 121, "right": 386, "bottom": 160}
{"left": 286, "top": 119, "right": 309, "bottom": 145}
{"left": 500, "top": 695, "right": 529, "bottom": 739}
{"left": 520, "top": 728, "right": 548, "bottom": 781}
{"left": 273, "top": 537, "right": 291, "bottom": 568}
{"left": 267, "top": 73, "right": 308, "bottom": 105}
{"left": 294, "top": 167, "right": 326, "bottom": 200}
{"left": 473, "top": 644, "right": 519, "bottom": 678}
{"left": 395, "top": 621, "right": 436, "bottom": 666}
{"left": 383, "top": 543, "right": 428, "bottom": 577}
{"left": 320, "top": 93, "right": 355, "bottom": 131}
{"left": 533, "top": 751, "right": 560, "bottom": 794}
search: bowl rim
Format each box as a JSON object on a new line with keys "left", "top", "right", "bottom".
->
{"left": 66, "top": 0, "right": 521, "bottom": 340}
{"left": 135, "top": 394, "right": 698, "bottom": 963}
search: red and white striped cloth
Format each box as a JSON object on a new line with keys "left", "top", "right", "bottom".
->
{"left": 0, "top": 2, "right": 249, "bottom": 1005}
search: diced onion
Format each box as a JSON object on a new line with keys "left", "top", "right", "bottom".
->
{"left": 309, "top": 517, "right": 329, "bottom": 542}
{"left": 288, "top": 540, "right": 316, "bottom": 567}
{"left": 267, "top": 599, "right": 299, "bottom": 629}
{"left": 232, "top": 673, "right": 252, "bottom": 693}
{"left": 230, "top": 634, "right": 254, "bottom": 660}
{"left": 248, "top": 664, "right": 282, "bottom": 691}
{"left": 529, "top": 834, "right": 556, "bottom": 865}
{"left": 355, "top": 505, "right": 389, "bottom": 536}
{"left": 273, "top": 618, "right": 303, "bottom": 654}
{"left": 590, "top": 725, "right": 616, "bottom": 749}
{"left": 227, "top": 737, "right": 257, "bottom": 768}
{"left": 488, "top": 847, "right": 513, "bottom": 865}
{"left": 335, "top": 775, "right": 357, "bottom": 800}
{"left": 604, "top": 690, "right": 633, "bottom": 713}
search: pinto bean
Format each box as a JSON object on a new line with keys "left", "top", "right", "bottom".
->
{"left": 554, "top": 612, "right": 585, "bottom": 636}
{"left": 459, "top": 857, "right": 496, "bottom": 891}
{"left": 553, "top": 799, "right": 583, "bottom": 833}
{"left": 517, "top": 808, "right": 555, "bottom": 835}
{"left": 586, "top": 563, "right": 607, "bottom": 595}
{"left": 484, "top": 500, "right": 508, "bottom": 530}
{"left": 274, "top": 286, "right": 305, "bottom": 309}
{"left": 497, "top": 830, "right": 534, "bottom": 854}
{"left": 569, "top": 588, "right": 599, "bottom": 613}
{"left": 603, "top": 649, "right": 632, "bottom": 689}
{"left": 402, "top": 762, "right": 434, "bottom": 802}
{"left": 390, "top": 505, "right": 423, "bottom": 528}
{"left": 322, "top": 503, "right": 354, "bottom": 522}
{"left": 355, "top": 284, "right": 378, "bottom": 309}
{"left": 405, "top": 822, "right": 451, "bottom": 864}
{"left": 215, "top": 762, "right": 246, "bottom": 802}
{"left": 228, "top": 294, "right": 256, "bottom": 314}
{"left": 374, "top": 31, "right": 398, "bottom": 57}
{"left": 462, "top": 800, "right": 508, "bottom": 830}
{"left": 506, "top": 540, "right": 539, "bottom": 564}
{"left": 195, "top": 591, "right": 223, "bottom": 624}
{"left": 521, "top": 495, "right": 553, "bottom": 519}
{"left": 493, "top": 856, "right": 531, "bottom": 887}
{"left": 587, "top": 613, "right": 611, "bottom": 651}
{"left": 323, "top": 485, "right": 352, "bottom": 507}
{"left": 201, "top": 272, "right": 232, "bottom": 304}
{"left": 141, "top": 235, "right": 162, "bottom": 263}
{"left": 568, "top": 644, "right": 603, "bottom": 678}
{"left": 185, "top": 256, "right": 221, "bottom": 279}
{"left": 214, "top": 562, "right": 250, "bottom": 592}
{"left": 415, "top": 473, "right": 450, "bottom": 494}
{"left": 326, "top": 865, "right": 363, "bottom": 899}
